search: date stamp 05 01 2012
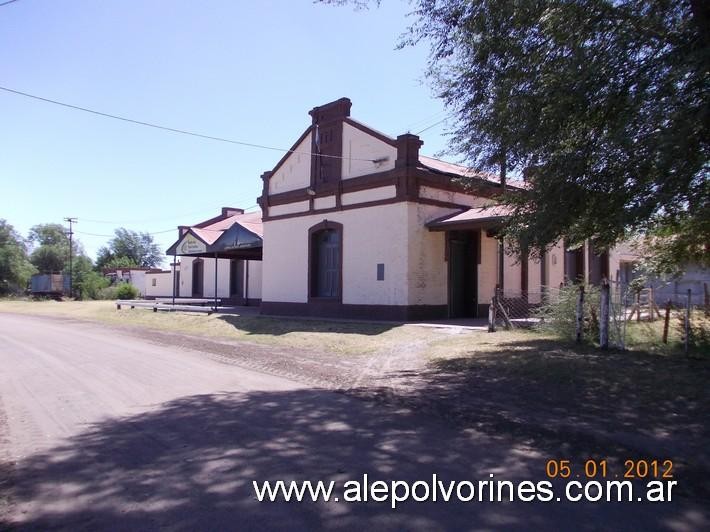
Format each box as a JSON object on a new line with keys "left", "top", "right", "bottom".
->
{"left": 545, "top": 459, "right": 674, "bottom": 480}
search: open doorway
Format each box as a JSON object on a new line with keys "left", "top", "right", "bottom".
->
{"left": 192, "top": 259, "right": 204, "bottom": 297}
{"left": 230, "top": 259, "right": 244, "bottom": 298}
{"left": 448, "top": 230, "right": 478, "bottom": 318}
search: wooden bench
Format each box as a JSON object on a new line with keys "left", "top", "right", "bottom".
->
{"left": 154, "top": 298, "right": 222, "bottom": 306}
{"left": 115, "top": 300, "right": 159, "bottom": 311}
{"left": 116, "top": 300, "right": 218, "bottom": 313}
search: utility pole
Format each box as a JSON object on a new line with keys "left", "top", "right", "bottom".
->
{"left": 64, "top": 217, "right": 77, "bottom": 298}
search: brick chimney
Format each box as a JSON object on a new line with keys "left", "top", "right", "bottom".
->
{"left": 396, "top": 133, "right": 423, "bottom": 168}
{"left": 308, "top": 97, "right": 352, "bottom": 125}
{"left": 308, "top": 98, "right": 351, "bottom": 184}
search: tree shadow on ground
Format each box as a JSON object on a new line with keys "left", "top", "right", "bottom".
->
{"left": 216, "top": 314, "right": 397, "bottom": 337}
{"left": 352, "top": 337, "right": 710, "bottom": 499}
{"left": 2, "top": 386, "right": 707, "bottom": 531}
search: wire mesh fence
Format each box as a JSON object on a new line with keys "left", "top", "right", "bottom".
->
{"left": 489, "top": 282, "right": 710, "bottom": 354}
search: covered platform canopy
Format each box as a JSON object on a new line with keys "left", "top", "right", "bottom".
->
{"left": 427, "top": 204, "right": 511, "bottom": 232}
{"left": 164, "top": 208, "right": 262, "bottom": 310}
{"left": 166, "top": 209, "right": 263, "bottom": 260}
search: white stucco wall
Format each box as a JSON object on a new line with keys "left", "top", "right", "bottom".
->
{"left": 502, "top": 243, "right": 522, "bottom": 296}
{"left": 406, "top": 203, "right": 452, "bottom": 306}
{"left": 528, "top": 256, "right": 542, "bottom": 303}
{"left": 145, "top": 272, "right": 175, "bottom": 298}
{"left": 127, "top": 270, "right": 147, "bottom": 296}
{"left": 418, "top": 186, "right": 493, "bottom": 208}
{"left": 314, "top": 195, "right": 336, "bottom": 210}
{"left": 341, "top": 122, "right": 397, "bottom": 179}
{"left": 341, "top": 185, "right": 396, "bottom": 206}
{"left": 546, "top": 240, "right": 565, "bottom": 289}
{"left": 245, "top": 260, "right": 262, "bottom": 300}
{"left": 262, "top": 203, "right": 411, "bottom": 305}
{"left": 269, "top": 200, "right": 310, "bottom": 217}
{"left": 479, "top": 233, "right": 499, "bottom": 303}
{"left": 179, "top": 257, "right": 230, "bottom": 298}
{"left": 268, "top": 133, "right": 312, "bottom": 194}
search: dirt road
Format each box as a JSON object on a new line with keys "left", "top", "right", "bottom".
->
{"left": 0, "top": 313, "right": 705, "bottom": 531}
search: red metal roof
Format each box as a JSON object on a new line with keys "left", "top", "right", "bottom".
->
{"left": 194, "top": 210, "right": 263, "bottom": 240}
{"left": 418, "top": 155, "right": 529, "bottom": 189}
{"left": 427, "top": 204, "right": 512, "bottom": 230}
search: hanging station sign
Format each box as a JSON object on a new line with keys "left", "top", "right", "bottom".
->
{"left": 179, "top": 234, "right": 207, "bottom": 255}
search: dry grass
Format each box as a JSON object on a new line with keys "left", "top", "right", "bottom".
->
{"left": 0, "top": 300, "right": 465, "bottom": 357}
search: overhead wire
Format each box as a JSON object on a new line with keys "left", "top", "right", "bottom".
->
{"left": 0, "top": 0, "right": 21, "bottom": 8}
{"left": 73, "top": 204, "right": 261, "bottom": 238}
{"left": 415, "top": 116, "right": 451, "bottom": 135}
{"left": 0, "top": 86, "right": 382, "bottom": 162}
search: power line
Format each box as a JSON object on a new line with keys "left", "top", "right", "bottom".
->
{"left": 74, "top": 204, "right": 260, "bottom": 237}
{"left": 80, "top": 202, "right": 260, "bottom": 225}
{"left": 75, "top": 228, "right": 177, "bottom": 238}
{"left": 415, "top": 116, "right": 451, "bottom": 135}
{"left": 0, "top": 85, "right": 382, "bottom": 163}
{"left": 0, "top": 0, "right": 21, "bottom": 8}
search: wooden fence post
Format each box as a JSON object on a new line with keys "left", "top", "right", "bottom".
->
{"left": 685, "top": 289, "right": 691, "bottom": 354}
{"left": 488, "top": 297, "right": 497, "bottom": 333}
{"left": 600, "top": 281, "right": 610, "bottom": 350}
{"left": 576, "top": 285, "right": 585, "bottom": 344}
{"left": 662, "top": 300, "right": 671, "bottom": 344}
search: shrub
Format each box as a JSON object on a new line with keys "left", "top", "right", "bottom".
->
{"left": 534, "top": 283, "right": 600, "bottom": 342}
{"left": 116, "top": 282, "right": 140, "bottom": 300}
{"left": 75, "top": 271, "right": 110, "bottom": 300}
{"left": 97, "top": 285, "right": 120, "bottom": 300}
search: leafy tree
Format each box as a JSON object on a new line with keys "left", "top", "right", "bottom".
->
{"left": 329, "top": 0, "right": 709, "bottom": 269}
{"left": 0, "top": 220, "right": 36, "bottom": 294}
{"left": 96, "top": 228, "right": 162, "bottom": 269}
{"left": 27, "top": 223, "right": 85, "bottom": 273}
{"left": 74, "top": 270, "right": 110, "bottom": 300}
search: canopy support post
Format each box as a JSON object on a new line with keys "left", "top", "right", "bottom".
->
{"left": 214, "top": 253, "right": 218, "bottom": 312}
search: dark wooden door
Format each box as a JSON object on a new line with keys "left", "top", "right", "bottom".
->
{"left": 448, "top": 231, "right": 478, "bottom": 318}
{"left": 316, "top": 230, "right": 340, "bottom": 298}
{"left": 230, "top": 260, "right": 244, "bottom": 297}
{"left": 192, "top": 260, "right": 203, "bottom": 297}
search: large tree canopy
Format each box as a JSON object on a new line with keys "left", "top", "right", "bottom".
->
{"left": 96, "top": 228, "right": 162, "bottom": 270}
{"left": 331, "top": 0, "right": 709, "bottom": 270}
{"left": 0, "top": 220, "right": 36, "bottom": 294}
{"left": 27, "top": 223, "right": 85, "bottom": 273}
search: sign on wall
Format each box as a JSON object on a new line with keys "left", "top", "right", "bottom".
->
{"left": 179, "top": 234, "right": 207, "bottom": 255}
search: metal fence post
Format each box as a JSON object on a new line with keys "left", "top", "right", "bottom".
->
{"left": 488, "top": 297, "right": 497, "bottom": 333}
{"left": 662, "top": 300, "right": 671, "bottom": 344}
{"left": 576, "top": 285, "right": 585, "bottom": 344}
{"left": 600, "top": 281, "right": 609, "bottom": 350}
{"left": 685, "top": 289, "right": 691, "bottom": 354}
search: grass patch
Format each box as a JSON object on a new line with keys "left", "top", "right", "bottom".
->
{"left": 0, "top": 300, "right": 459, "bottom": 357}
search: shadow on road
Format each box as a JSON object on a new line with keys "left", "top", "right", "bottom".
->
{"left": 217, "top": 314, "right": 398, "bottom": 337}
{"left": 2, "top": 384, "right": 707, "bottom": 531}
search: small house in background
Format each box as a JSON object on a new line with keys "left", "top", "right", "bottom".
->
{"left": 144, "top": 264, "right": 179, "bottom": 299}
{"left": 102, "top": 267, "right": 164, "bottom": 297}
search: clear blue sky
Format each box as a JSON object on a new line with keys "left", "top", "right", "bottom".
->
{"left": 1, "top": 0, "right": 452, "bottom": 264}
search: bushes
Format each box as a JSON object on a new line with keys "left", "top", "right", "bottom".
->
{"left": 75, "top": 271, "right": 110, "bottom": 300}
{"left": 116, "top": 282, "right": 139, "bottom": 300}
{"left": 534, "top": 284, "right": 601, "bottom": 342}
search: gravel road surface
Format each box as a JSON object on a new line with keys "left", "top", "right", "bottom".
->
{"left": 0, "top": 313, "right": 706, "bottom": 531}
